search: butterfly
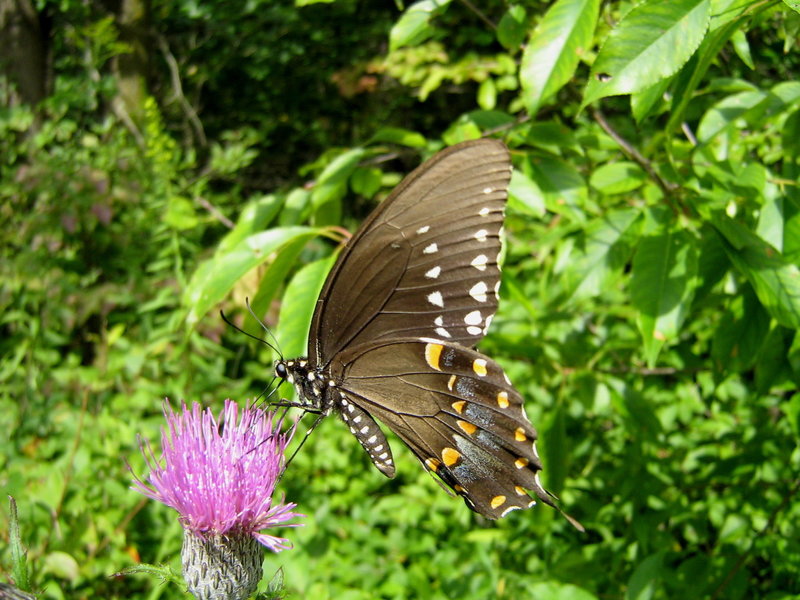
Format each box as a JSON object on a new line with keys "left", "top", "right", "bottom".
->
{"left": 275, "top": 139, "right": 556, "bottom": 519}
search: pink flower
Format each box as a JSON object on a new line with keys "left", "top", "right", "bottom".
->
{"left": 133, "top": 400, "right": 302, "bottom": 552}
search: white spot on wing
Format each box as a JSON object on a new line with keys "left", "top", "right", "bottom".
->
{"left": 427, "top": 291, "right": 444, "bottom": 307}
{"left": 483, "top": 314, "right": 493, "bottom": 333}
{"left": 467, "top": 326, "right": 482, "bottom": 335}
{"left": 464, "top": 310, "right": 482, "bottom": 325}
{"left": 423, "top": 243, "right": 438, "bottom": 254}
{"left": 469, "top": 282, "right": 488, "bottom": 302}
{"left": 474, "top": 230, "right": 488, "bottom": 242}
{"left": 434, "top": 316, "right": 444, "bottom": 326}
{"left": 479, "top": 207, "right": 490, "bottom": 216}
{"left": 482, "top": 187, "right": 493, "bottom": 194}
{"left": 436, "top": 327, "right": 452, "bottom": 338}
{"left": 425, "top": 266, "right": 441, "bottom": 279}
{"left": 471, "top": 255, "right": 488, "bottom": 271}
{"left": 417, "top": 225, "right": 430, "bottom": 234}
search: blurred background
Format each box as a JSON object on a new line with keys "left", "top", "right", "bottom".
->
{"left": 1, "top": 0, "right": 799, "bottom": 598}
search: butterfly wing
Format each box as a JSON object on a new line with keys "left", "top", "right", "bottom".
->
{"left": 309, "top": 139, "right": 511, "bottom": 366}
{"left": 332, "top": 338, "right": 551, "bottom": 519}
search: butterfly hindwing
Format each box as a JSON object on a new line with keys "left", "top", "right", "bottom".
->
{"left": 331, "top": 337, "right": 551, "bottom": 519}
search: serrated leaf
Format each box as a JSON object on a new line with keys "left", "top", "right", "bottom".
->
{"left": 520, "top": 0, "right": 600, "bottom": 115}
{"left": 631, "top": 223, "right": 698, "bottom": 366}
{"left": 183, "top": 226, "right": 321, "bottom": 326}
{"left": 714, "top": 216, "right": 800, "bottom": 329}
{"left": 276, "top": 254, "right": 337, "bottom": 359}
{"left": 389, "top": 0, "right": 452, "bottom": 51}
{"left": 583, "top": 0, "right": 711, "bottom": 106}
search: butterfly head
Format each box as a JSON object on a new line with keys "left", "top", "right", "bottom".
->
{"left": 275, "top": 358, "right": 331, "bottom": 411}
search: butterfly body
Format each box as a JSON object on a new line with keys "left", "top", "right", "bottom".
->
{"left": 275, "top": 139, "right": 554, "bottom": 519}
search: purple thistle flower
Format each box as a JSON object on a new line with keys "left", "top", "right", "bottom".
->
{"left": 132, "top": 400, "right": 303, "bottom": 600}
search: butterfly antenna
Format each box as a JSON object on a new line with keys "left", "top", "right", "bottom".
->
{"left": 219, "top": 308, "right": 282, "bottom": 358}
{"left": 244, "top": 297, "right": 284, "bottom": 359}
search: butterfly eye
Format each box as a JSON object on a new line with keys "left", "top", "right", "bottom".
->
{"left": 275, "top": 362, "right": 287, "bottom": 379}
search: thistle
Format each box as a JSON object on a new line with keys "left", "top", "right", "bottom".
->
{"left": 133, "top": 400, "right": 302, "bottom": 600}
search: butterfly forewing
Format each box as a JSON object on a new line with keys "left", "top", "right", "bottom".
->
{"left": 308, "top": 140, "right": 511, "bottom": 366}
{"left": 332, "top": 337, "right": 551, "bottom": 519}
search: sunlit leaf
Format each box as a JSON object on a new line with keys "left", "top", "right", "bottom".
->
{"left": 584, "top": 0, "right": 711, "bottom": 105}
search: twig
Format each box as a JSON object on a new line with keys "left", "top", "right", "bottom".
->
{"left": 156, "top": 34, "right": 207, "bottom": 147}
{"left": 457, "top": 0, "right": 497, "bottom": 30}
{"left": 592, "top": 108, "right": 678, "bottom": 198}
{"left": 196, "top": 196, "right": 235, "bottom": 229}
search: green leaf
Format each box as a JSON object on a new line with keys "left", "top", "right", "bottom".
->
{"left": 696, "top": 81, "right": 800, "bottom": 143}
{"left": 520, "top": 0, "right": 600, "bottom": 115}
{"left": 529, "top": 156, "right": 588, "bottom": 222}
{"left": 589, "top": 161, "right": 646, "bottom": 195}
{"left": 276, "top": 254, "right": 337, "bottom": 359}
{"left": 389, "top": 0, "right": 452, "bottom": 51}
{"left": 497, "top": 5, "right": 527, "bottom": 51}
{"left": 631, "top": 216, "right": 699, "bottom": 366}
{"left": 279, "top": 188, "right": 312, "bottom": 226}
{"left": 631, "top": 77, "right": 672, "bottom": 123}
{"left": 730, "top": 29, "right": 754, "bottom": 70}
{"left": 311, "top": 148, "right": 365, "bottom": 211}
{"left": 583, "top": 0, "right": 711, "bottom": 106}
{"left": 248, "top": 234, "right": 319, "bottom": 331}
{"left": 714, "top": 216, "right": 800, "bottom": 329}
{"left": 711, "top": 288, "right": 770, "bottom": 373}
{"left": 626, "top": 551, "right": 666, "bottom": 600}
{"left": 218, "top": 194, "right": 284, "bottom": 254}
{"left": 183, "top": 226, "right": 322, "bottom": 326}
{"left": 477, "top": 78, "right": 497, "bottom": 110}
{"left": 561, "top": 208, "right": 641, "bottom": 303}
{"left": 784, "top": 0, "right": 800, "bottom": 15}
{"left": 350, "top": 167, "right": 383, "bottom": 198}
{"left": 369, "top": 127, "right": 427, "bottom": 148}
{"left": 163, "top": 196, "right": 199, "bottom": 230}
{"left": 665, "top": 9, "right": 750, "bottom": 137}
{"left": 508, "top": 169, "right": 546, "bottom": 217}
{"left": 542, "top": 403, "right": 567, "bottom": 494}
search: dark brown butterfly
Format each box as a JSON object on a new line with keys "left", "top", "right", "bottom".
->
{"left": 276, "top": 139, "right": 555, "bottom": 519}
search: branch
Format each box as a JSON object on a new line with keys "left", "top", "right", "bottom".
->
{"left": 157, "top": 34, "right": 207, "bottom": 147}
{"left": 592, "top": 108, "right": 678, "bottom": 198}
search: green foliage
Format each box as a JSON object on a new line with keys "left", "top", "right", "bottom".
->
{"left": 2, "top": 0, "right": 800, "bottom": 598}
